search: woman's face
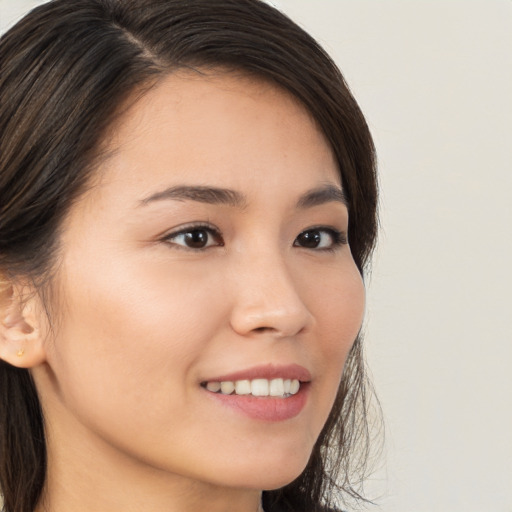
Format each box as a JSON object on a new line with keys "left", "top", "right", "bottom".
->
{"left": 33, "top": 72, "right": 365, "bottom": 493}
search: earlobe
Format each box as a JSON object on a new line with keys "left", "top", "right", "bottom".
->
{"left": 0, "top": 282, "right": 47, "bottom": 369}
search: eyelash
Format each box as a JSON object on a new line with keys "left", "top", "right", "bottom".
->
{"left": 161, "top": 223, "right": 224, "bottom": 251}
{"left": 293, "top": 226, "right": 348, "bottom": 252}
{"left": 161, "top": 223, "right": 347, "bottom": 252}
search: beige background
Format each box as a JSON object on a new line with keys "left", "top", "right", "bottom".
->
{"left": 1, "top": 1, "right": 511, "bottom": 511}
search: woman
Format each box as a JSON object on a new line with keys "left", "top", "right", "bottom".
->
{"left": 0, "top": 1, "right": 378, "bottom": 511}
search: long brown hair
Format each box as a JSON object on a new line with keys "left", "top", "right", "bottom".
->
{"left": 0, "top": 1, "right": 379, "bottom": 511}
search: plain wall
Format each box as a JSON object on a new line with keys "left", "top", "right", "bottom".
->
{"left": 1, "top": 1, "right": 511, "bottom": 511}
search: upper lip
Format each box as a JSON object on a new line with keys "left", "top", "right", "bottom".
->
{"left": 202, "top": 363, "right": 312, "bottom": 383}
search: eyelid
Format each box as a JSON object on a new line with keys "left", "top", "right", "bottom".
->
{"left": 294, "top": 225, "right": 348, "bottom": 251}
{"left": 158, "top": 223, "right": 347, "bottom": 251}
{"left": 160, "top": 222, "right": 223, "bottom": 249}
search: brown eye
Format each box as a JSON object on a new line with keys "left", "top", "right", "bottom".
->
{"left": 183, "top": 230, "right": 210, "bottom": 248}
{"left": 295, "top": 230, "right": 322, "bottom": 248}
{"left": 294, "top": 228, "right": 346, "bottom": 250}
{"left": 165, "top": 226, "right": 223, "bottom": 250}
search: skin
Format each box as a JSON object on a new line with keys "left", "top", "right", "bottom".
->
{"left": 6, "top": 72, "right": 365, "bottom": 511}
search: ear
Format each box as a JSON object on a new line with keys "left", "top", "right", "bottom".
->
{"left": 0, "top": 280, "right": 47, "bottom": 368}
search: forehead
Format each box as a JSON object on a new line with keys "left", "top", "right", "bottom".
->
{"left": 87, "top": 70, "right": 340, "bottom": 206}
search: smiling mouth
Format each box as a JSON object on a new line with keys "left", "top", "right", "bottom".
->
{"left": 201, "top": 378, "right": 301, "bottom": 398}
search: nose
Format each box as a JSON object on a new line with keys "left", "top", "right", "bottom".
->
{"left": 228, "top": 250, "right": 314, "bottom": 339}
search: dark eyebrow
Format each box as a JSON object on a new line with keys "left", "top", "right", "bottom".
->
{"left": 140, "top": 185, "right": 247, "bottom": 208}
{"left": 296, "top": 184, "right": 348, "bottom": 209}
{"left": 140, "top": 183, "right": 347, "bottom": 210}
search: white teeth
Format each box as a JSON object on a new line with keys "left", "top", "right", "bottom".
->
{"left": 269, "top": 378, "right": 285, "bottom": 397}
{"left": 251, "top": 379, "right": 269, "bottom": 396}
{"left": 206, "top": 381, "right": 221, "bottom": 392}
{"left": 205, "top": 378, "right": 301, "bottom": 398}
{"left": 234, "top": 380, "right": 251, "bottom": 395}
{"left": 220, "top": 381, "right": 235, "bottom": 395}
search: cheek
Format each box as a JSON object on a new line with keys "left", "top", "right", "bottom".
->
{"left": 307, "top": 261, "right": 365, "bottom": 353}
{"left": 45, "top": 252, "right": 225, "bottom": 428}
{"left": 303, "top": 263, "right": 365, "bottom": 419}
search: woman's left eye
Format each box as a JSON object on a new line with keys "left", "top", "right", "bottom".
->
{"left": 163, "top": 226, "right": 223, "bottom": 250}
{"left": 293, "top": 227, "right": 347, "bottom": 250}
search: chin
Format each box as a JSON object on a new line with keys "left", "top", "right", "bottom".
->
{"left": 210, "top": 448, "right": 312, "bottom": 491}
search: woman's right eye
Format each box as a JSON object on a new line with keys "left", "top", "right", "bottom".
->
{"left": 162, "top": 226, "right": 224, "bottom": 250}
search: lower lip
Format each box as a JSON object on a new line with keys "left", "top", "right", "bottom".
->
{"left": 204, "top": 384, "right": 309, "bottom": 422}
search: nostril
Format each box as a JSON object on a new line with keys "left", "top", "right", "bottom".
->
{"left": 253, "top": 326, "right": 273, "bottom": 333}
